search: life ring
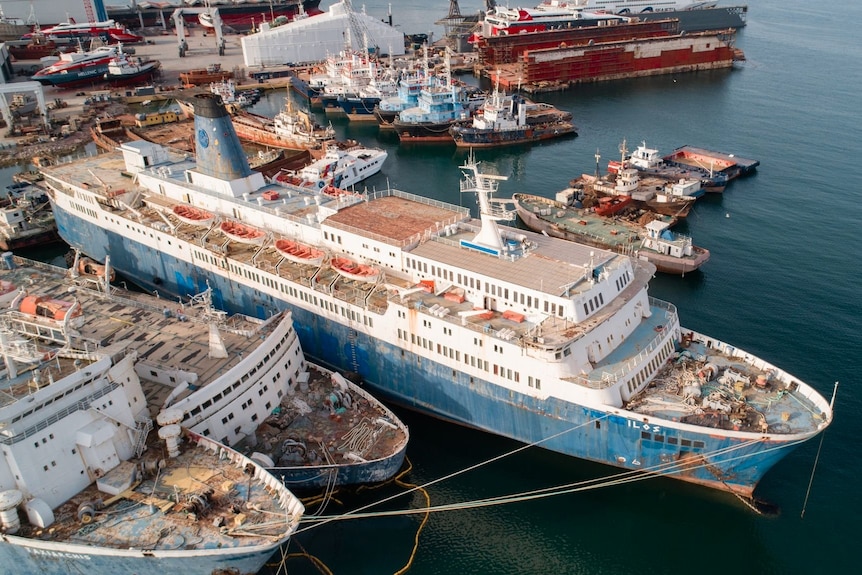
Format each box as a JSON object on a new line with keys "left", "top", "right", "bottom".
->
{"left": 317, "top": 180, "right": 326, "bottom": 189}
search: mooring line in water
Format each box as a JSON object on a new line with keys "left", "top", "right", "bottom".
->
{"left": 298, "top": 437, "right": 789, "bottom": 525}
{"left": 801, "top": 381, "right": 838, "bottom": 519}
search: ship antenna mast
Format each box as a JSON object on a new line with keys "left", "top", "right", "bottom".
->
{"left": 619, "top": 138, "right": 628, "bottom": 169}
{"left": 594, "top": 149, "right": 601, "bottom": 178}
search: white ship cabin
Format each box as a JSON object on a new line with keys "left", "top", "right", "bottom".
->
{"left": 0, "top": 349, "right": 148, "bottom": 510}
{"left": 628, "top": 141, "right": 663, "bottom": 169}
{"left": 48, "top": 140, "right": 677, "bottom": 410}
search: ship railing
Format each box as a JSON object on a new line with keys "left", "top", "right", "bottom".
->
{"left": 570, "top": 298, "right": 678, "bottom": 389}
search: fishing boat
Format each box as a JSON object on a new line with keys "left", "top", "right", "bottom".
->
{"left": 374, "top": 68, "right": 430, "bottom": 128}
{"left": 103, "top": 50, "right": 161, "bottom": 87}
{"left": 574, "top": 153, "right": 702, "bottom": 219}
{"left": 31, "top": 44, "right": 119, "bottom": 88}
{"left": 450, "top": 77, "right": 576, "bottom": 147}
{"left": 25, "top": 19, "right": 143, "bottom": 44}
{"left": 275, "top": 238, "right": 326, "bottom": 265}
{"left": 513, "top": 191, "right": 710, "bottom": 275}
{"left": 179, "top": 63, "right": 233, "bottom": 86}
{"left": 608, "top": 140, "right": 730, "bottom": 192}
{"left": 274, "top": 143, "right": 387, "bottom": 190}
{"left": 0, "top": 255, "right": 307, "bottom": 574}
{"left": 220, "top": 219, "right": 266, "bottom": 244}
{"left": 392, "top": 52, "right": 486, "bottom": 143}
{"left": 172, "top": 204, "right": 216, "bottom": 227}
{"left": 42, "top": 93, "right": 835, "bottom": 501}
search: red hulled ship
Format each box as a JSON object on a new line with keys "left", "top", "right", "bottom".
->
{"left": 473, "top": 18, "right": 743, "bottom": 91}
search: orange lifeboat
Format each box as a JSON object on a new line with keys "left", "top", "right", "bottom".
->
{"left": 219, "top": 220, "right": 266, "bottom": 244}
{"left": 173, "top": 204, "right": 215, "bottom": 227}
{"left": 78, "top": 257, "right": 116, "bottom": 281}
{"left": 19, "top": 295, "right": 81, "bottom": 321}
{"left": 331, "top": 257, "right": 379, "bottom": 283}
{"left": 274, "top": 239, "right": 325, "bottom": 265}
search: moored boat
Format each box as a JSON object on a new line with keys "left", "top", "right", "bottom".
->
{"left": 594, "top": 194, "right": 632, "bottom": 217}
{"left": 449, "top": 77, "right": 576, "bottom": 147}
{"left": 514, "top": 191, "right": 710, "bottom": 275}
{"left": 393, "top": 52, "right": 485, "bottom": 143}
{"left": 608, "top": 140, "right": 730, "bottom": 192}
{"left": 574, "top": 154, "right": 701, "bottom": 219}
{"left": 0, "top": 255, "right": 307, "bottom": 574}
{"left": 274, "top": 143, "right": 387, "bottom": 190}
{"left": 42, "top": 93, "right": 835, "bottom": 501}
{"left": 0, "top": 183, "right": 60, "bottom": 251}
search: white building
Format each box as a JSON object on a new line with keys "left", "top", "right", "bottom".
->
{"left": 241, "top": 1, "right": 405, "bottom": 67}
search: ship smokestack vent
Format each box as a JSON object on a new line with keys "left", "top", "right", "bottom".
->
{"left": 192, "top": 93, "right": 253, "bottom": 181}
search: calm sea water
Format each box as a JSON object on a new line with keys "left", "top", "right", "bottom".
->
{"left": 7, "top": 1, "right": 860, "bottom": 573}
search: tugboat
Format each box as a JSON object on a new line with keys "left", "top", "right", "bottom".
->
{"left": 450, "top": 75, "right": 575, "bottom": 147}
{"left": 103, "top": 50, "right": 161, "bottom": 87}
{"left": 392, "top": 51, "right": 485, "bottom": 143}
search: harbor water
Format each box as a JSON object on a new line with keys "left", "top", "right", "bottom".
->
{"left": 5, "top": 0, "right": 859, "bottom": 573}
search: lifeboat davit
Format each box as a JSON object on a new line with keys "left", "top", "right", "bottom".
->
{"left": 331, "top": 257, "right": 379, "bottom": 282}
{"left": 220, "top": 220, "right": 266, "bottom": 244}
{"left": 275, "top": 239, "right": 325, "bottom": 265}
{"left": 173, "top": 204, "right": 215, "bottom": 227}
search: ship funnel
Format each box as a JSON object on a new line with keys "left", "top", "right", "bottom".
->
{"left": 192, "top": 93, "right": 253, "bottom": 181}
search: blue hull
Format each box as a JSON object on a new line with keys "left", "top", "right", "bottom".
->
{"left": 52, "top": 207, "right": 795, "bottom": 495}
{"left": 337, "top": 96, "right": 380, "bottom": 117}
{"left": 272, "top": 446, "right": 408, "bottom": 491}
{"left": 33, "top": 64, "right": 110, "bottom": 87}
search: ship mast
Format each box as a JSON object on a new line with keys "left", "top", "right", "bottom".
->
{"left": 459, "top": 151, "right": 514, "bottom": 257}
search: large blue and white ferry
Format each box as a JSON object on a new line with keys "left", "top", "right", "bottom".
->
{"left": 43, "top": 93, "right": 833, "bottom": 500}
